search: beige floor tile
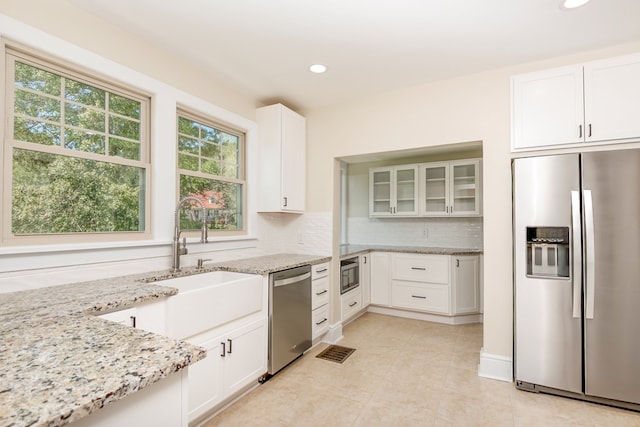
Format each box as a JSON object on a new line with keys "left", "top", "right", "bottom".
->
{"left": 202, "top": 312, "right": 640, "bottom": 427}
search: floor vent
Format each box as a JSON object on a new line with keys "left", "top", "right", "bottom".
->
{"left": 315, "top": 345, "right": 356, "bottom": 364}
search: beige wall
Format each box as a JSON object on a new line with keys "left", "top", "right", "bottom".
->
{"left": 0, "top": 0, "right": 258, "bottom": 120}
{"left": 306, "top": 41, "right": 640, "bottom": 360}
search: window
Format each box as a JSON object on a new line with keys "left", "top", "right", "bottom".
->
{"left": 3, "top": 47, "right": 150, "bottom": 244}
{"left": 177, "top": 110, "right": 246, "bottom": 236}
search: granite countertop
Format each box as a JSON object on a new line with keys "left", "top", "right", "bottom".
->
{"left": 340, "top": 244, "right": 483, "bottom": 258}
{"left": 0, "top": 252, "right": 330, "bottom": 427}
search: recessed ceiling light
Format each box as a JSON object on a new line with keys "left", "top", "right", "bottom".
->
{"left": 309, "top": 64, "right": 327, "bottom": 74}
{"left": 560, "top": 0, "right": 591, "bottom": 10}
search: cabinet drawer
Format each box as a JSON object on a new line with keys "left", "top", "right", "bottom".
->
{"left": 312, "top": 305, "right": 329, "bottom": 339}
{"left": 392, "top": 254, "right": 449, "bottom": 284}
{"left": 312, "top": 275, "right": 329, "bottom": 310}
{"left": 392, "top": 280, "right": 449, "bottom": 314}
{"left": 341, "top": 288, "right": 362, "bottom": 321}
{"left": 312, "top": 262, "right": 330, "bottom": 279}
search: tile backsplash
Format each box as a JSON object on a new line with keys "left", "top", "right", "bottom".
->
{"left": 347, "top": 216, "right": 483, "bottom": 249}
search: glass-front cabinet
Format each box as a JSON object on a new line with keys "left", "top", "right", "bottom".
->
{"left": 369, "top": 165, "right": 419, "bottom": 217}
{"left": 420, "top": 159, "right": 481, "bottom": 217}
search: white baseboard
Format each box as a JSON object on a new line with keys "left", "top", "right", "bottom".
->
{"left": 478, "top": 348, "right": 513, "bottom": 383}
{"left": 367, "top": 305, "right": 482, "bottom": 325}
{"left": 321, "top": 322, "right": 343, "bottom": 344}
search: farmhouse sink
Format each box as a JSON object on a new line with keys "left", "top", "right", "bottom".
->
{"left": 161, "top": 271, "right": 263, "bottom": 340}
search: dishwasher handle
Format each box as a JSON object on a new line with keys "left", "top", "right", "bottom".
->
{"left": 273, "top": 272, "right": 311, "bottom": 287}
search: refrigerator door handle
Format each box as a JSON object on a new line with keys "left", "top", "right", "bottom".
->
{"left": 571, "top": 191, "right": 582, "bottom": 319}
{"left": 584, "top": 189, "right": 596, "bottom": 319}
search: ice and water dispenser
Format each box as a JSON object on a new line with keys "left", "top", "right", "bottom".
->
{"left": 526, "top": 227, "right": 570, "bottom": 278}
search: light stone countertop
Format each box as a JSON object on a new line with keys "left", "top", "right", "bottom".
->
{"left": 340, "top": 244, "right": 483, "bottom": 258}
{"left": 0, "top": 252, "right": 330, "bottom": 427}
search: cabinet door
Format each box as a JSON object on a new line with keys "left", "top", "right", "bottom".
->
{"left": 511, "top": 65, "right": 584, "bottom": 150}
{"left": 370, "top": 252, "right": 391, "bottom": 305}
{"left": 223, "top": 319, "right": 267, "bottom": 397}
{"left": 452, "top": 256, "right": 480, "bottom": 314}
{"left": 360, "top": 254, "right": 371, "bottom": 306}
{"left": 280, "top": 106, "right": 306, "bottom": 212}
{"left": 420, "top": 162, "right": 449, "bottom": 216}
{"left": 370, "top": 168, "right": 393, "bottom": 216}
{"left": 450, "top": 160, "right": 481, "bottom": 216}
{"left": 188, "top": 336, "right": 224, "bottom": 420}
{"left": 394, "top": 166, "right": 418, "bottom": 216}
{"left": 584, "top": 53, "right": 640, "bottom": 143}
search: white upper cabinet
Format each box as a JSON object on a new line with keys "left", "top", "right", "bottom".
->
{"left": 584, "top": 54, "right": 640, "bottom": 142}
{"left": 256, "top": 103, "right": 306, "bottom": 213}
{"left": 369, "top": 165, "right": 419, "bottom": 217}
{"left": 512, "top": 52, "right": 640, "bottom": 151}
{"left": 420, "top": 159, "right": 481, "bottom": 217}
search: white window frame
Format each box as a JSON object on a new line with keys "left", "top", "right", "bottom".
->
{"left": 2, "top": 43, "right": 152, "bottom": 246}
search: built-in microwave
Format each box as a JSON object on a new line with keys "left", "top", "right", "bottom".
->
{"left": 340, "top": 257, "right": 359, "bottom": 294}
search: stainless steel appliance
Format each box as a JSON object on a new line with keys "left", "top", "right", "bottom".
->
{"left": 340, "top": 257, "right": 359, "bottom": 294}
{"left": 513, "top": 149, "right": 640, "bottom": 410}
{"left": 268, "top": 265, "right": 312, "bottom": 376}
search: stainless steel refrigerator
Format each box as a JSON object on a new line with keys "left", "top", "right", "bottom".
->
{"left": 513, "top": 149, "right": 640, "bottom": 410}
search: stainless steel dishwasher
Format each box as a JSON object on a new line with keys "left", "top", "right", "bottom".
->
{"left": 268, "top": 264, "right": 312, "bottom": 376}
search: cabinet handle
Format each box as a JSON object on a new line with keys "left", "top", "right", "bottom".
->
{"left": 227, "top": 339, "right": 232, "bottom": 354}
{"left": 411, "top": 267, "right": 426, "bottom": 271}
{"left": 349, "top": 301, "right": 357, "bottom": 307}
{"left": 456, "top": 259, "right": 460, "bottom": 268}
{"left": 588, "top": 123, "right": 592, "bottom": 138}
{"left": 316, "top": 290, "right": 328, "bottom": 296}
{"left": 283, "top": 197, "right": 288, "bottom": 207}
{"left": 579, "top": 124, "right": 583, "bottom": 138}
{"left": 220, "top": 342, "right": 226, "bottom": 357}
{"left": 364, "top": 256, "right": 367, "bottom": 264}
{"left": 315, "top": 318, "right": 328, "bottom": 326}
{"left": 130, "top": 316, "right": 136, "bottom": 328}
{"left": 446, "top": 206, "right": 449, "bottom": 213}
{"left": 411, "top": 295, "right": 427, "bottom": 299}
{"left": 316, "top": 267, "right": 328, "bottom": 273}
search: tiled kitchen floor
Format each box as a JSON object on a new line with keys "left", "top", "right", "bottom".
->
{"left": 204, "top": 312, "right": 640, "bottom": 426}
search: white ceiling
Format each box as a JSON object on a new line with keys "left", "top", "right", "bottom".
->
{"left": 69, "top": 0, "right": 640, "bottom": 112}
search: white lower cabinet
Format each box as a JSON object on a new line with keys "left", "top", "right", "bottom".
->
{"left": 96, "top": 299, "right": 166, "bottom": 335}
{"left": 391, "top": 280, "right": 449, "bottom": 314}
{"left": 452, "top": 255, "right": 480, "bottom": 314}
{"left": 369, "top": 252, "right": 480, "bottom": 318}
{"left": 341, "top": 287, "right": 363, "bottom": 322}
{"left": 188, "top": 318, "right": 266, "bottom": 421}
{"left": 311, "top": 262, "right": 330, "bottom": 339}
{"left": 370, "top": 252, "right": 391, "bottom": 305}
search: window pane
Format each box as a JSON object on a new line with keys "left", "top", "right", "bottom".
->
{"left": 201, "top": 124, "right": 220, "bottom": 143}
{"left": 109, "top": 137, "right": 140, "bottom": 160}
{"left": 109, "top": 116, "right": 140, "bottom": 139}
{"left": 178, "top": 153, "right": 198, "bottom": 171}
{"left": 178, "top": 135, "right": 200, "bottom": 155}
{"left": 14, "top": 117, "right": 61, "bottom": 146}
{"left": 109, "top": 93, "right": 140, "bottom": 119}
{"left": 201, "top": 141, "right": 220, "bottom": 159}
{"left": 14, "top": 61, "right": 61, "bottom": 96}
{"left": 14, "top": 89, "right": 60, "bottom": 121}
{"left": 64, "top": 129, "right": 105, "bottom": 154}
{"left": 65, "top": 103, "right": 105, "bottom": 132}
{"left": 220, "top": 163, "right": 238, "bottom": 178}
{"left": 65, "top": 79, "right": 105, "bottom": 108}
{"left": 179, "top": 175, "right": 242, "bottom": 231}
{"left": 12, "top": 149, "right": 145, "bottom": 234}
{"left": 201, "top": 158, "right": 220, "bottom": 175}
{"left": 178, "top": 116, "right": 199, "bottom": 137}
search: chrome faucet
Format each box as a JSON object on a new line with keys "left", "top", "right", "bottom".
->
{"left": 172, "top": 196, "right": 208, "bottom": 273}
